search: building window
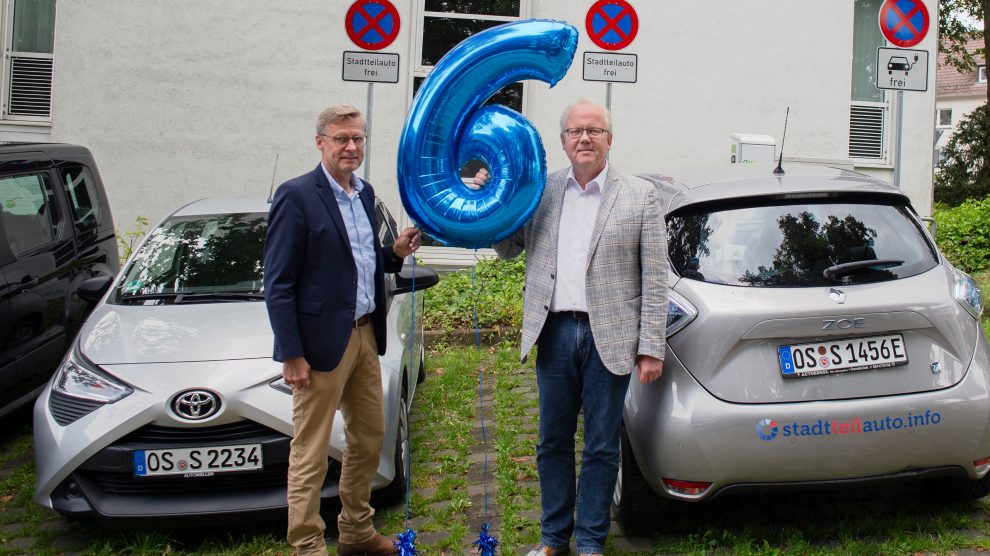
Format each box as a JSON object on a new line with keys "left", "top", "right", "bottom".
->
{"left": 1, "top": 0, "right": 55, "bottom": 121}
{"left": 848, "top": 0, "right": 888, "bottom": 161}
{"left": 414, "top": 1, "right": 524, "bottom": 113}
{"left": 937, "top": 108, "right": 952, "bottom": 127}
{"left": 979, "top": 65, "right": 987, "bottom": 84}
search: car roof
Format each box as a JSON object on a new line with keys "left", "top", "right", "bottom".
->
{"left": 170, "top": 196, "right": 272, "bottom": 217}
{"left": 637, "top": 164, "right": 911, "bottom": 214}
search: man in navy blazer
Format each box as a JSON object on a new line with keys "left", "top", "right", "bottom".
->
{"left": 264, "top": 104, "right": 420, "bottom": 556}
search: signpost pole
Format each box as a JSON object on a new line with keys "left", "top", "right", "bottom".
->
{"left": 605, "top": 82, "right": 612, "bottom": 113}
{"left": 365, "top": 82, "right": 373, "bottom": 182}
{"left": 893, "top": 90, "right": 903, "bottom": 188}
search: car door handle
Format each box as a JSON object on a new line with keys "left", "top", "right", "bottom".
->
{"left": 18, "top": 276, "right": 39, "bottom": 290}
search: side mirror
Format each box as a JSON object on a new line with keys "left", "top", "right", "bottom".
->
{"left": 391, "top": 265, "right": 440, "bottom": 295}
{"left": 78, "top": 275, "right": 114, "bottom": 303}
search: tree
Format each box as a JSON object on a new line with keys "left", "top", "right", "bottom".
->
{"left": 935, "top": 103, "right": 990, "bottom": 204}
{"left": 939, "top": 0, "right": 988, "bottom": 102}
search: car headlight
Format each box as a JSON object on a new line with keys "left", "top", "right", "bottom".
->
{"left": 666, "top": 289, "right": 698, "bottom": 337}
{"left": 952, "top": 267, "right": 984, "bottom": 321}
{"left": 52, "top": 349, "right": 133, "bottom": 403}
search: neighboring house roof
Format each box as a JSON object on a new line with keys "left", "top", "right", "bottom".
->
{"left": 937, "top": 38, "right": 987, "bottom": 98}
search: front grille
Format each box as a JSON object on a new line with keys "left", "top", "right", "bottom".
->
{"left": 82, "top": 465, "right": 290, "bottom": 495}
{"left": 49, "top": 391, "right": 104, "bottom": 426}
{"left": 116, "top": 421, "right": 283, "bottom": 446}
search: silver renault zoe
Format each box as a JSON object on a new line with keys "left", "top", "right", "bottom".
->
{"left": 33, "top": 196, "right": 438, "bottom": 523}
{"left": 613, "top": 165, "right": 989, "bottom": 527}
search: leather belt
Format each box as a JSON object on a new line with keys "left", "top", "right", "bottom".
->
{"left": 354, "top": 313, "right": 373, "bottom": 328}
{"left": 551, "top": 310, "right": 589, "bottom": 320}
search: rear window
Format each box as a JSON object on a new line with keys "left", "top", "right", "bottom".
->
{"left": 667, "top": 199, "right": 938, "bottom": 287}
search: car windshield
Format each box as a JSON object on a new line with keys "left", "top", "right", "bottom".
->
{"left": 116, "top": 212, "right": 267, "bottom": 302}
{"left": 667, "top": 198, "right": 938, "bottom": 287}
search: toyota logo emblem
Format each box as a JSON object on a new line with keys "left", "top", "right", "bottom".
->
{"left": 171, "top": 389, "right": 220, "bottom": 420}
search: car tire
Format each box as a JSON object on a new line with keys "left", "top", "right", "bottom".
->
{"left": 926, "top": 474, "right": 990, "bottom": 501}
{"left": 612, "top": 424, "right": 665, "bottom": 531}
{"left": 375, "top": 388, "right": 409, "bottom": 506}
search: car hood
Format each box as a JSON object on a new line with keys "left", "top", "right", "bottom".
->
{"left": 78, "top": 301, "right": 273, "bottom": 364}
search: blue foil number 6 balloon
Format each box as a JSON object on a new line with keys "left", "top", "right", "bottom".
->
{"left": 398, "top": 20, "right": 578, "bottom": 249}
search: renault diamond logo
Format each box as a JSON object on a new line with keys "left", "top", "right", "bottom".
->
{"left": 829, "top": 288, "right": 847, "bottom": 304}
{"left": 172, "top": 389, "right": 220, "bottom": 420}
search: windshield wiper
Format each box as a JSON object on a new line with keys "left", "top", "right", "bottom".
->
{"left": 823, "top": 259, "right": 904, "bottom": 280}
{"left": 173, "top": 292, "right": 265, "bottom": 303}
{"left": 118, "top": 292, "right": 180, "bottom": 303}
{"left": 117, "top": 291, "right": 264, "bottom": 304}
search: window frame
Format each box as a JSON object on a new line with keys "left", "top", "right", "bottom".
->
{"left": 410, "top": 1, "right": 530, "bottom": 113}
{"left": 937, "top": 108, "right": 952, "bottom": 128}
{"left": 0, "top": 0, "right": 55, "bottom": 123}
{"left": 978, "top": 64, "right": 987, "bottom": 84}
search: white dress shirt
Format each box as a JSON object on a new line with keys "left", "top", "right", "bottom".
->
{"left": 550, "top": 163, "right": 607, "bottom": 312}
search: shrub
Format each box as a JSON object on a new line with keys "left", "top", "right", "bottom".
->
{"left": 423, "top": 255, "right": 525, "bottom": 332}
{"left": 935, "top": 103, "right": 990, "bottom": 206}
{"left": 934, "top": 197, "right": 990, "bottom": 274}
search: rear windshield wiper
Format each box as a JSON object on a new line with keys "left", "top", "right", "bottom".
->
{"left": 823, "top": 259, "right": 904, "bottom": 280}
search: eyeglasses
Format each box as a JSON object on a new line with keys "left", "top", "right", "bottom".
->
{"left": 562, "top": 127, "right": 610, "bottom": 139}
{"left": 319, "top": 134, "right": 367, "bottom": 147}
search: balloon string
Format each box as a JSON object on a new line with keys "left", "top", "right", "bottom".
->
{"left": 405, "top": 254, "right": 416, "bottom": 528}
{"left": 471, "top": 253, "right": 490, "bottom": 517}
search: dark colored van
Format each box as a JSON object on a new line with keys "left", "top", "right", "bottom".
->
{"left": 0, "top": 143, "right": 118, "bottom": 418}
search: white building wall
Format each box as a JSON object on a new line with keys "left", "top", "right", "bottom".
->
{"left": 936, "top": 95, "right": 985, "bottom": 152}
{"left": 4, "top": 0, "right": 938, "bottom": 231}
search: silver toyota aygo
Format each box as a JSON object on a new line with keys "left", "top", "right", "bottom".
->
{"left": 613, "top": 165, "right": 990, "bottom": 527}
{"left": 33, "top": 196, "right": 438, "bottom": 524}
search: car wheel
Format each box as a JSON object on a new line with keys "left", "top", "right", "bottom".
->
{"left": 375, "top": 388, "right": 409, "bottom": 506}
{"left": 611, "top": 424, "right": 665, "bottom": 531}
{"left": 926, "top": 474, "right": 990, "bottom": 501}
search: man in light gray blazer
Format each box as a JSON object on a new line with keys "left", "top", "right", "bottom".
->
{"left": 494, "top": 100, "right": 668, "bottom": 556}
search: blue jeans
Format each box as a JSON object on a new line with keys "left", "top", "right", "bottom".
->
{"left": 535, "top": 312, "right": 631, "bottom": 554}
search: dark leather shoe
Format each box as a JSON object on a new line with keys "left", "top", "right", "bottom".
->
{"left": 337, "top": 533, "right": 399, "bottom": 555}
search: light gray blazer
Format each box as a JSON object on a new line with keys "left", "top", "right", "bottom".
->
{"left": 494, "top": 165, "right": 669, "bottom": 375}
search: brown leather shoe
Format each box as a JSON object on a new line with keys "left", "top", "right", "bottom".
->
{"left": 336, "top": 533, "right": 398, "bottom": 556}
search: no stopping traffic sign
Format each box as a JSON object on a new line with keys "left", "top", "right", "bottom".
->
{"left": 345, "top": 0, "right": 400, "bottom": 51}
{"left": 585, "top": 0, "right": 639, "bottom": 51}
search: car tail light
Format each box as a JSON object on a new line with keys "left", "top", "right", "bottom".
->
{"left": 974, "top": 456, "right": 990, "bottom": 469}
{"left": 661, "top": 478, "right": 712, "bottom": 496}
{"left": 666, "top": 290, "right": 698, "bottom": 337}
{"left": 951, "top": 267, "right": 983, "bottom": 321}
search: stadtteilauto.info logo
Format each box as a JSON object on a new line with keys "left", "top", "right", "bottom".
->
{"left": 756, "top": 410, "right": 942, "bottom": 441}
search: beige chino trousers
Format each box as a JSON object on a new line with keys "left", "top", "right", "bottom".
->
{"left": 286, "top": 322, "right": 385, "bottom": 555}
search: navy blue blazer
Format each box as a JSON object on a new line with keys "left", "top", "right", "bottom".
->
{"left": 263, "top": 164, "right": 403, "bottom": 371}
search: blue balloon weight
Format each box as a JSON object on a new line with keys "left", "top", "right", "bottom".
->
{"left": 398, "top": 20, "right": 578, "bottom": 249}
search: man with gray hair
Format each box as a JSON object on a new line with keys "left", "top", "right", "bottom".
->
{"left": 264, "top": 104, "right": 421, "bottom": 555}
{"left": 494, "top": 99, "right": 669, "bottom": 556}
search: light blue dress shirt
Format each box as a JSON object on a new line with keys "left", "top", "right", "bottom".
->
{"left": 322, "top": 166, "right": 376, "bottom": 320}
